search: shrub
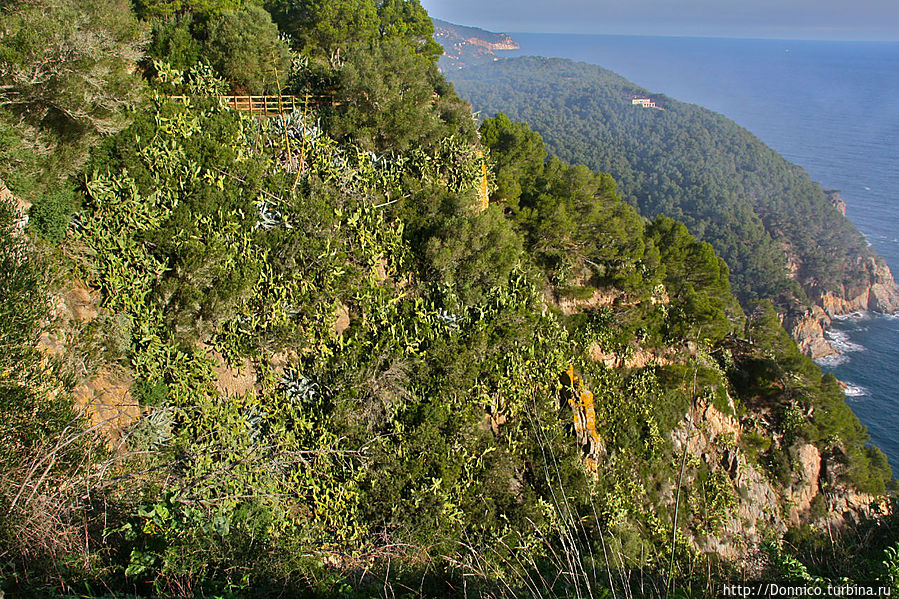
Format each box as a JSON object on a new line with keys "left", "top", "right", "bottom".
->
{"left": 145, "top": 14, "right": 202, "bottom": 71}
{"left": 201, "top": 6, "right": 292, "bottom": 94}
{"left": 405, "top": 189, "right": 523, "bottom": 307}
{"left": 327, "top": 39, "right": 452, "bottom": 152}
{"left": 27, "top": 186, "right": 79, "bottom": 242}
{"left": 0, "top": 0, "right": 145, "bottom": 140}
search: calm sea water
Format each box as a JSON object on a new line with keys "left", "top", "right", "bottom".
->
{"left": 497, "top": 34, "right": 899, "bottom": 470}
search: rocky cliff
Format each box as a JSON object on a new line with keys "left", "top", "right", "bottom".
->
{"left": 433, "top": 18, "right": 519, "bottom": 70}
{"left": 824, "top": 189, "right": 847, "bottom": 216}
{"left": 548, "top": 280, "right": 891, "bottom": 561}
{"left": 787, "top": 255, "right": 899, "bottom": 358}
{"left": 675, "top": 397, "right": 891, "bottom": 560}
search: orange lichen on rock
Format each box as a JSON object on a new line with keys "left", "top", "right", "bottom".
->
{"left": 477, "top": 149, "right": 489, "bottom": 212}
{"left": 562, "top": 365, "right": 605, "bottom": 472}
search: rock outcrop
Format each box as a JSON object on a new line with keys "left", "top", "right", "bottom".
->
{"left": 670, "top": 399, "right": 784, "bottom": 560}
{"left": 824, "top": 189, "right": 847, "bottom": 217}
{"left": 35, "top": 281, "right": 142, "bottom": 448}
{"left": 211, "top": 351, "right": 257, "bottom": 398}
{"left": 671, "top": 397, "right": 891, "bottom": 560}
{"left": 72, "top": 369, "right": 141, "bottom": 449}
{"left": 787, "top": 256, "right": 899, "bottom": 358}
{"left": 433, "top": 18, "right": 519, "bottom": 70}
{"left": 786, "top": 305, "right": 838, "bottom": 359}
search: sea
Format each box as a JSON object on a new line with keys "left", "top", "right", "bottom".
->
{"left": 495, "top": 34, "right": 899, "bottom": 470}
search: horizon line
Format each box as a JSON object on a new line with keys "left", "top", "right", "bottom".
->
{"left": 498, "top": 30, "right": 899, "bottom": 43}
{"left": 435, "top": 18, "right": 899, "bottom": 44}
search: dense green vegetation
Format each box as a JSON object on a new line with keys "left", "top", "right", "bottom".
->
{"left": 448, "top": 57, "right": 879, "bottom": 309}
{"left": 1, "top": 2, "right": 896, "bottom": 597}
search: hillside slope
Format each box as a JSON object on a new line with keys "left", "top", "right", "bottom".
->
{"left": 447, "top": 56, "right": 899, "bottom": 355}
{"left": 2, "top": 3, "right": 897, "bottom": 597}
{"left": 433, "top": 18, "right": 519, "bottom": 69}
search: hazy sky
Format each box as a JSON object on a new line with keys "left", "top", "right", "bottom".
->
{"left": 420, "top": 0, "right": 899, "bottom": 41}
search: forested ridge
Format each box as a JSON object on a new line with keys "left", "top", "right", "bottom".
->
{"left": 1, "top": 2, "right": 898, "bottom": 597}
{"left": 447, "top": 56, "right": 892, "bottom": 313}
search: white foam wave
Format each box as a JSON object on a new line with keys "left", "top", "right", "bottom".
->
{"left": 824, "top": 330, "right": 866, "bottom": 353}
{"left": 832, "top": 311, "right": 866, "bottom": 321}
{"left": 814, "top": 353, "right": 850, "bottom": 368}
{"left": 842, "top": 383, "right": 869, "bottom": 398}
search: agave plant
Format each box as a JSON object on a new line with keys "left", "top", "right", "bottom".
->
{"left": 255, "top": 199, "right": 288, "bottom": 230}
{"left": 129, "top": 407, "right": 175, "bottom": 452}
{"left": 278, "top": 368, "right": 320, "bottom": 405}
{"left": 269, "top": 109, "right": 322, "bottom": 144}
{"left": 436, "top": 308, "right": 464, "bottom": 329}
{"left": 242, "top": 404, "right": 268, "bottom": 443}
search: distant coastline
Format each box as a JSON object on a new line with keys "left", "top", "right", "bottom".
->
{"left": 443, "top": 30, "right": 899, "bottom": 469}
{"left": 439, "top": 28, "right": 899, "bottom": 359}
{"left": 433, "top": 18, "right": 519, "bottom": 69}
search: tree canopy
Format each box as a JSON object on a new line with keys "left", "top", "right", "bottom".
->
{"left": 1, "top": 3, "right": 894, "bottom": 596}
{"left": 449, "top": 57, "right": 876, "bottom": 310}
{"left": 0, "top": 0, "right": 145, "bottom": 139}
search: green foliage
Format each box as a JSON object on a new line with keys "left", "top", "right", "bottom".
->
{"left": 0, "top": 199, "right": 51, "bottom": 410}
{"left": 0, "top": 113, "right": 38, "bottom": 196}
{"left": 326, "top": 38, "right": 474, "bottom": 152}
{"left": 0, "top": 0, "right": 146, "bottom": 141}
{"left": 479, "top": 112, "right": 546, "bottom": 206}
{"left": 145, "top": 14, "right": 202, "bottom": 71}
{"left": 376, "top": 0, "right": 442, "bottom": 61}
{"left": 647, "top": 215, "right": 743, "bottom": 343}
{"left": 557, "top": 284, "right": 595, "bottom": 300}
{"left": 266, "top": 0, "right": 461, "bottom": 154}
{"left": 690, "top": 467, "right": 737, "bottom": 535}
{"left": 0, "top": 0, "right": 146, "bottom": 204}
{"left": 479, "top": 115, "right": 658, "bottom": 294}
{"left": 143, "top": 5, "right": 293, "bottom": 95}
{"left": 267, "top": 0, "right": 379, "bottom": 57}
{"left": 201, "top": 6, "right": 292, "bottom": 94}
{"left": 267, "top": 0, "right": 438, "bottom": 61}
{"left": 132, "top": 378, "right": 170, "bottom": 406}
{"left": 0, "top": 197, "right": 98, "bottom": 591}
{"left": 81, "top": 70, "right": 282, "bottom": 345}
{"left": 766, "top": 540, "right": 822, "bottom": 583}
{"left": 27, "top": 186, "right": 80, "bottom": 242}
{"left": 50, "top": 73, "right": 576, "bottom": 591}
{"left": 134, "top": 0, "right": 252, "bottom": 19}
{"left": 450, "top": 57, "right": 874, "bottom": 308}
{"left": 404, "top": 189, "right": 522, "bottom": 306}
{"left": 2, "top": 5, "right": 894, "bottom": 595}
{"left": 884, "top": 543, "right": 899, "bottom": 595}
{"left": 746, "top": 300, "right": 797, "bottom": 359}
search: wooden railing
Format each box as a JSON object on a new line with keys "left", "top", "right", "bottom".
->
{"left": 168, "top": 94, "right": 337, "bottom": 116}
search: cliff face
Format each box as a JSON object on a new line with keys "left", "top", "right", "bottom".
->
{"left": 824, "top": 189, "right": 847, "bottom": 216}
{"left": 549, "top": 282, "right": 890, "bottom": 560}
{"left": 433, "top": 18, "right": 519, "bottom": 70}
{"left": 675, "top": 398, "right": 891, "bottom": 560}
{"left": 788, "top": 305, "right": 837, "bottom": 359}
{"left": 787, "top": 256, "right": 899, "bottom": 358}
{"left": 464, "top": 36, "right": 519, "bottom": 51}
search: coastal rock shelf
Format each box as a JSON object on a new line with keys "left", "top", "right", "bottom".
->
{"left": 788, "top": 257, "right": 899, "bottom": 358}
